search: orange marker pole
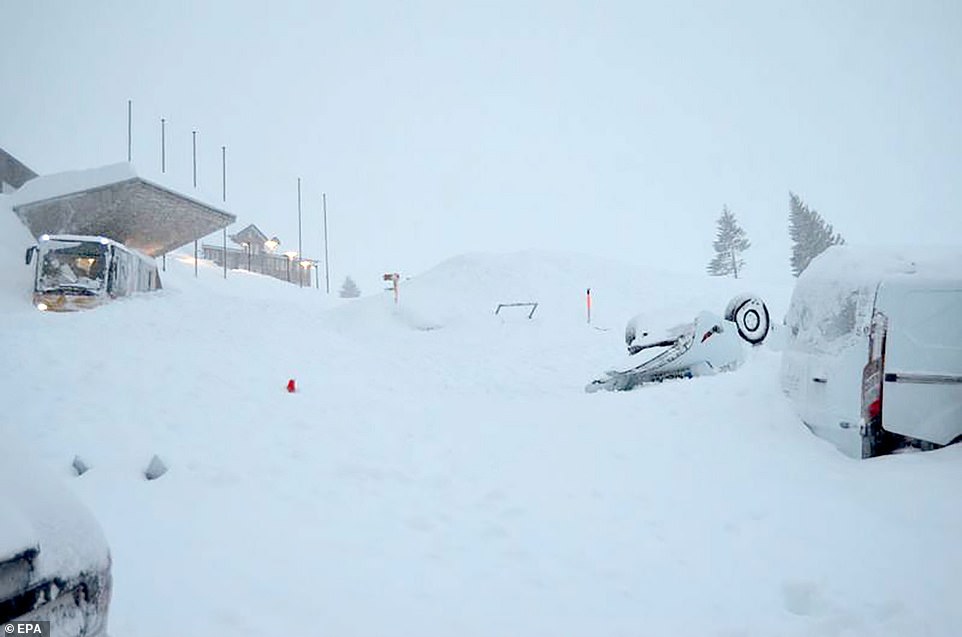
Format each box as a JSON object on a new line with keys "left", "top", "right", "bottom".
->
{"left": 586, "top": 288, "right": 592, "bottom": 324}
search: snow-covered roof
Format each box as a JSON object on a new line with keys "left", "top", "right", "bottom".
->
{"left": 8, "top": 163, "right": 138, "bottom": 206}
{"left": 10, "top": 163, "right": 235, "bottom": 257}
{"left": 230, "top": 223, "right": 269, "bottom": 246}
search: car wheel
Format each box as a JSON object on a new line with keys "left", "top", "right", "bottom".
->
{"left": 725, "top": 294, "right": 770, "bottom": 345}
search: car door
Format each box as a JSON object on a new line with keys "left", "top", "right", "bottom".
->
{"left": 878, "top": 279, "right": 962, "bottom": 445}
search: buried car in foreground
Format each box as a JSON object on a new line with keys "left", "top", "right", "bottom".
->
{"left": 0, "top": 452, "right": 111, "bottom": 635}
{"left": 780, "top": 245, "right": 962, "bottom": 458}
{"left": 587, "top": 294, "right": 770, "bottom": 392}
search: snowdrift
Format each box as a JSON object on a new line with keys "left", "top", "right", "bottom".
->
{"left": 0, "top": 198, "right": 41, "bottom": 313}
{"left": 325, "top": 249, "right": 793, "bottom": 338}
{"left": 2, "top": 213, "right": 962, "bottom": 637}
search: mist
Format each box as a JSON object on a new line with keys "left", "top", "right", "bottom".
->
{"left": 3, "top": 0, "right": 960, "bottom": 290}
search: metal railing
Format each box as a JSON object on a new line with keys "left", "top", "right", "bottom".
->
{"left": 495, "top": 302, "right": 539, "bottom": 319}
{"left": 201, "top": 245, "right": 314, "bottom": 286}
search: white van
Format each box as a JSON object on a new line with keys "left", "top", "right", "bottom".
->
{"left": 780, "top": 245, "right": 962, "bottom": 458}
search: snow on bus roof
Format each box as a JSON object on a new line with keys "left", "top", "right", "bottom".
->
{"left": 39, "top": 233, "right": 152, "bottom": 256}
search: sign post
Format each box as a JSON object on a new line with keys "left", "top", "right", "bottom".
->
{"left": 383, "top": 273, "right": 400, "bottom": 304}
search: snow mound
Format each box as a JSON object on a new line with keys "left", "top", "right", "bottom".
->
{"left": 0, "top": 444, "right": 110, "bottom": 584}
{"left": 0, "top": 198, "right": 41, "bottom": 313}
{"left": 324, "top": 249, "right": 788, "bottom": 337}
{"left": 5, "top": 222, "right": 961, "bottom": 636}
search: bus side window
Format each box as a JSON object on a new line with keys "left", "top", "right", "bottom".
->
{"left": 107, "top": 251, "right": 118, "bottom": 296}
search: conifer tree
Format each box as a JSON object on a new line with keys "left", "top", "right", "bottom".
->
{"left": 707, "top": 205, "right": 750, "bottom": 279}
{"left": 339, "top": 275, "right": 361, "bottom": 298}
{"left": 788, "top": 192, "right": 844, "bottom": 276}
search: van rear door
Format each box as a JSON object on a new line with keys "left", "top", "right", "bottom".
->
{"left": 877, "top": 280, "right": 962, "bottom": 445}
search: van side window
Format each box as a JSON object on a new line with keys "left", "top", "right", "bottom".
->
{"left": 820, "top": 292, "right": 858, "bottom": 342}
{"left": 786, "top": 287, "right": 862, "bottom": 354}
{"left": 784, "top": 305, "right": 806, "bottom": 341}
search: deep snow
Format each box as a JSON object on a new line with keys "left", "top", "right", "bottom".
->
{"left": 2, "top": 203, "right": 962, "bottom": 637}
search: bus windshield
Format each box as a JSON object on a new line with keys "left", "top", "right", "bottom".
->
{"left": 37, "top": 240, "right": 109, "bottom": 294}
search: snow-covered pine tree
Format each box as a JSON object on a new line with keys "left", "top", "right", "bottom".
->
{"left": 707, "top": 205, "right": 750, "bottom": 279}
{"left": 788, "top": 192, "right": 844, "bottom": 277}
{"left": 339, "top": 275, "right": 361, "bottom": 298}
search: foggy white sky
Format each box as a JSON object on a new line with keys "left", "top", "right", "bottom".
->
{"left": 3, "top": 1, "right": 960, "bottom": 291}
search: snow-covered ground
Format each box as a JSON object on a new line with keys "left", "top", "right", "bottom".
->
{"left": 3, "top": 203, "right": 962, "bottom": 637}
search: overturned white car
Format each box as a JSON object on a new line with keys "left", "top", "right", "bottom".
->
{"left": 586, "top": 295, "right": 770, "bottom": 392}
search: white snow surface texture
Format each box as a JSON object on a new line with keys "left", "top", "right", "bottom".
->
{"left": 2, "top": 201, "right": 961, "bottom": 637}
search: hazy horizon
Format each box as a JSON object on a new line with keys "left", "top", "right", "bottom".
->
{"left": 3, "top": 1, "right": 960, "bottom": 291}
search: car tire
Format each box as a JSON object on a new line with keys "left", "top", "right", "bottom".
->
{"left": 725, "top": 294, "right": 770, "bottom": 345}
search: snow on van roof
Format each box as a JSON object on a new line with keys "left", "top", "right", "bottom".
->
{"left": 789, "top": 245, "right": 962, "bottom": 354}
{"left": 803, "top": 245, "right": 962, "bottom": 284}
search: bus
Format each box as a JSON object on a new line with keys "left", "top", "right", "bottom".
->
{"left": 24, "top": 234, "right": 162, "bottom": 311}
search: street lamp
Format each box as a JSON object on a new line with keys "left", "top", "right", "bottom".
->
{"left": 284, "top": 251, "right": 297, "bottom": 282}
{"left": 299, "top": 259, "right": 312, "bottom": 288}
{"left": 263, "top": 238, "right": 280, "bottom": 276}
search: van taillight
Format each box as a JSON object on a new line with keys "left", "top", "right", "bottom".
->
{"left": 861, "top": 311, "right": 888, "bottom": 426}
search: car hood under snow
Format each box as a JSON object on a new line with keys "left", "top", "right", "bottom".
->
{"left": 0, "top": 451, "right": 110, "bottom": 588}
